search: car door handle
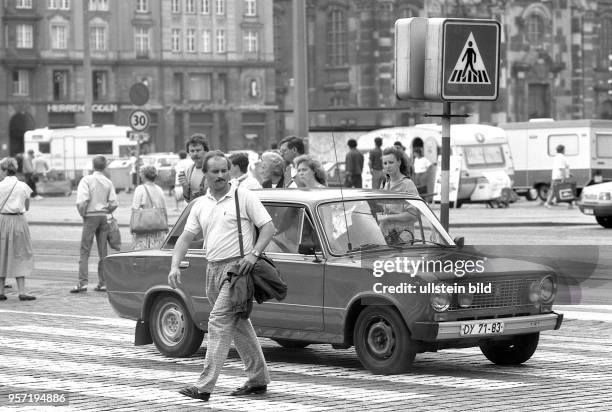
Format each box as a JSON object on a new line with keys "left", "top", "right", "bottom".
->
{"left": 179, "top": 261, "right": 190, "bottom": 269}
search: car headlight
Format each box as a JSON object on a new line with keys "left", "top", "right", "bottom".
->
{"left": 599, "top": 192, "right": 611, "bottom": 201}
{"left": 430, "top": 283, "right": 451, "bottom": 312}
{"left": 539, "top": 275, "right": 556, "bottom": 303}
{"left": 457, "top": 291, "right": 474, "bottom": 308}
{"left": 528, "top": 276, "right": 557, "bottom": 304}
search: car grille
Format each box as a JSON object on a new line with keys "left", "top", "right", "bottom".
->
{"left": 449, "top": 278, "right": 535, "bottom": 311}
{"left": 583, "top": 194, "right": 597, "bottom": 201}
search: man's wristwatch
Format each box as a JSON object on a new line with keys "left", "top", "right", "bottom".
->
{"left": 250, "top": 249, "right": 261, "bottom": 258}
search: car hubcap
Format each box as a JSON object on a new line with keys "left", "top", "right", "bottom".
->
{"left": 158, "top": 303, "right": 185, "bottom": 346}
{"left": 366, "top": 318, "right": 395, "bottom": 358}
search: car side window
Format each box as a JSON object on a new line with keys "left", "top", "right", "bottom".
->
{"left": 163, "top": 203, "right": 204, "bottom": 250}
{"left": 264, "top": 205, "right": 307, "bottom": 254}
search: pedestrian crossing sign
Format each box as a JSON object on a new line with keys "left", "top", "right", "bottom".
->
{"left": 424, "top": 18, "right": 500, "bottom": 101}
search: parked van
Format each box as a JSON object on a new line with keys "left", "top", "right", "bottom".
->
{"left": 24, "top": 125, "right": 137, "bottom": 182}
{"left": 500, "top": 119, "right": 612, "bottom": 201}
{"left": 357, "top": 124, "right": 514, "bottom": 205}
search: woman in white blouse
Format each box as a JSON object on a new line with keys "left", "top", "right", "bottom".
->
{"left": 130, "top": 165, "right": 169, "bottom": 250}
{"left": 0, "top": 157, "right": 35, "bottom": 301}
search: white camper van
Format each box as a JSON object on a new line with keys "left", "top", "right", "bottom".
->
{"left": 24, "top": 125, "right": 137, "bottom": 182}
{"left": 500, "top": 119, "right": 612, "bottom": 200}
{"left": 357, "top": 124, "right": 514, "bottom": 205}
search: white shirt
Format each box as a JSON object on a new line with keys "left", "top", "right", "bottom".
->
{"left": 551, "top": 153, "right": 569, "bottom": 180}
{"left": 76, "top": 171, "right": 118, "bottom": 216}
{"left": 231, "top": 173, "right": 262, "bottom": 190}
{"left": 287, "top": 165, "right": 298, "bottom": 188}
{"left": 184, "top": 186, "right": 272, "bottom": 262}
{"left": 413, "top": 157, "right": 432, "bottom": 174}
{"left": 0, "top": 176, "right": 31, "bottom": 213}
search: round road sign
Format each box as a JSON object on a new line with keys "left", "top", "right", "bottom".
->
{"left": 129, "top": 82, "right": 150, "bottom": 106}
{"left": 129, "top": 110, "right": 150, "bottom": 132}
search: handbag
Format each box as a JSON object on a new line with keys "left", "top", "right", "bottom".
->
{"left": 553, "top": 181, "right": 576, "bottom": 202}
{"left": 130, "top": 185, "right": 167, "bottom": 233}
{"left": 107, "top": 215, "right": 121, "bottom": 251}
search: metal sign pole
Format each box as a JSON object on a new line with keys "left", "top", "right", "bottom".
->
{"left": 440, "top": 102, "right": 451, "bottom": 231}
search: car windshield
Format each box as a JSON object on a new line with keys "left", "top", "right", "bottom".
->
{"left": 318, "top": 199, "right": 453, "bottom": 254}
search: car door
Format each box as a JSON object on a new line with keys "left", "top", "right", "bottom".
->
{"left": 249, "top": 203, "right": 325, "bottom": 331}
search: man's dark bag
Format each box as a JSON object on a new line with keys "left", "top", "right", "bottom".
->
{"left": 107, "top": 215, "right": 121, "bottom": 251}
{"left": 554, "top": 181, "right": 576, "bottom": 202}
{"left": 227, "top": 188, "right": 287, "bottom": 319}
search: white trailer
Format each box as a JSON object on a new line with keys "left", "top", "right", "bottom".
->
{"left": 24, "top": 125, "right": 137, "bottom": 182}
{"left": 500, "top": 119, "right": 612, "bottom": 201}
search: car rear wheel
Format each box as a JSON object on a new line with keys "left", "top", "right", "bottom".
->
{"left": 150, "top": 295, "right": 204, "bottom": 358}
{"left": 479, "top": 332, "right": 539, "bottom": 365}
{"left": 525, "top": 188, "right": 538, "bottom": 201}
{"left": 272, "top": 339, "right": 311, "bottom": 349}
{"left": 537, "top": 184, "right": 549, "bottom": 201}
{"left": 354, "top": 306, "right": 415, "bottom": 374}
{"left": 596, "top": 216, "right": 612, "bottom": 228}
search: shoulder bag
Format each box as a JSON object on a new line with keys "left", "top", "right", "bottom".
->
{"left": 0, "top": 181, "right": 18, "bottom": 213}
{"left": 106, "top": 184, "right": 122, "bottom": 250}
{"left": 130, "top": 185, "right": 167, "bottom": 233}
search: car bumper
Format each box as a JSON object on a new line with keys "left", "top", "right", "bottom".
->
{"left": 411, "top": 312, "right": 563, "bottom": 342}
{"left": 578, "top": 202, "right": 612, "bottom": 217}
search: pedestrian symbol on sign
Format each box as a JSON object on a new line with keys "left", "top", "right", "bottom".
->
{"left": 448, "top": 32, "right": 490, "bottom": 84}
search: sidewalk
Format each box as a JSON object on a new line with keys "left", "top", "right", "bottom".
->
{"left": 24, "top": 191, "right": 595, "bottom": 228}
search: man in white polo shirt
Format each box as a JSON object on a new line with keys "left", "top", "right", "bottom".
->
{"left": 168, "top": 150, "right": 275, "bottom": 402}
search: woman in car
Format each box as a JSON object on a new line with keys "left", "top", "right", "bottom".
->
{"left": 294, "top": 155, "right": 327, "bottom": 188}
{"left": 130, "top": 165, "right": 168, "bottom": 250}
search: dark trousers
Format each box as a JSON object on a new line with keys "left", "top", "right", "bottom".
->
{"left": 78, "top": 215, "right": 109, "bottom": 287}
{"left": 345, "top": 174, "right": 362, "bottom": 188}
{"left": 25, "top": 173, "right": 37, "bottom": 197}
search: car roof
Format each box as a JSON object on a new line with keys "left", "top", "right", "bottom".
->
{"left": 253, "top": 188, "right": 421, "bottom": 206}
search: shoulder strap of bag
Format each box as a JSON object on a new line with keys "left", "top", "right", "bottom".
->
{"left": 142, "top": 184, "right": 155, "bottom": 208}
{"left": 234, "top": 187, "right": 244, "bottom": 257}
{"left": 0, "top": 181, "right": 18, "bottom": 213}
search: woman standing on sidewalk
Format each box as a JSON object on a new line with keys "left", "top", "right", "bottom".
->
{"left": 0, "top": 157, "right": 35, "bottom": 301}
{"left": 130, "top": 165, "right": 168, "bottom": 250}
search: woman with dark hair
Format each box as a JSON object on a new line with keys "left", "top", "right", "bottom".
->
{"left": 0, "top": 157, "right": 35, "bottom": 301}
{"left": 293, "top": 155, "right": 327, "bottom": 188}
{"left": 130, "top": 165, "right": 168, "bottom": 250}
{"left": 381, "top": 147, "right": 419, "bottom": 196}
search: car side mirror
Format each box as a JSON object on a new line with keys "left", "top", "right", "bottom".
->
{"left": 454, "top": 236, "right": 465, "bottom": 248}
{"left": 298, "top": 242, "right": 316, "bottom": 255}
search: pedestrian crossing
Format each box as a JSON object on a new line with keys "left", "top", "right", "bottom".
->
{"left": 0, "top": 309, "right": 611, "bottom": 411}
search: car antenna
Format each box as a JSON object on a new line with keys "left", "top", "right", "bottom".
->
{"left": 331, "top": 129, "right": 352, "bottom": 252}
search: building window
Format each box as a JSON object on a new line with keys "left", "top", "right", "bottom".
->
{"left": 186, "top": 0, "right": 195, "bottom": 13}
{"left": 51, "top": 24, "right": 68, "bottom": 49}
{"left": 244, "top": 30, "right": 258, "bottom": 53}
{"left": 135, "top": 26, "right": 150, "bottom": 57}
{"left": 136, "top": 0, "right": 148, "bottom": 13}
{"left": 245, "top": 0, "right": 256, "bottom": 16}
{"left": 16, "top": 0, "right": 32, "bottom": 9}
{"left": 53, "top": 70, "right": 69, "bottom": 101}
{"left": 216, "top": 0, "right": 225, "bottom": 15}
{"left": 526, "top": 14, "right": 544, "bottom": 43}
{"left": 216, "top": 29, "right": 225, "bottom": 52}
{"left": 171, "top": 0, "right": 180, "bottom": 13}
{"left": 16, "top": 24, "right": 33, "bottom": 49}
{"left": 171, "top": 29, "right": 181, "bottom": 52}
{"left": 90, "top": 25, "right": 107, "bottom": 50}
{"left": 327, "top": 8, "right": 347, "bottom": 66}
{"left": 186, "top": 28, "right": 196, "bottom": 52}
{"left": 189, "top": 73, "right": 212, "bottom": 101}
{"left": 201, "top": 29, "right": 211, "bottom": 52}
{"left": 92, "top": 71, "right": 108, "bottom": 100}
{"left": 173, "top": 73, "right": 184, "bottom": 102}
{"left": 89, "top": 0, "right": 109, "bottom": 11}
{"left": 48, "top": 0, "right": 69, "bottom": 9}
{"left": 600, "top": 17, "right": 612, "bottom": 69}
{"left": 217, "top": 73, "right": 227, "bottom": 102}
{"left": 201, "top": 0, "right": 210, "bottom": 14}
{"left": 12, "top": 70, "right": 29, "bottom": 96}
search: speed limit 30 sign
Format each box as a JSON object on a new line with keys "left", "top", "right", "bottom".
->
{"left": 129, "top": 109, "right": 150, "bottom": 132}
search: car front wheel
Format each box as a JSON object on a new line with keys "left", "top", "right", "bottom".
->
{"left": 354, "top": 306, "right": 415, "bottom": 374}
{"left": 150, "top": 295, "right": 204, "bottom": 358}
{"left": 479, "top": 332, "right": 539, "bottom": 365}
{"left": 596, "top": 216, "right": 612, "bottom": 228}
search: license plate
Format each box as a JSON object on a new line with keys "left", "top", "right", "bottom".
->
{"left": 583, "top": 208, "right": 594, "bottom": 215}
{"left": 460, "top": 321, "right": 504, "bottom": 336}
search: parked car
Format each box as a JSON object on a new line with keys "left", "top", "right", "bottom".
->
{"left": 103, "top": 189, "right": 563, "bottom": 374}
{"left": 578, "top": 180, "right": 612, "bottom": 228}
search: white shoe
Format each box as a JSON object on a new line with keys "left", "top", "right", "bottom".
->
{"left": 34, "top": 195, "right": 43, "bottom": 200}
